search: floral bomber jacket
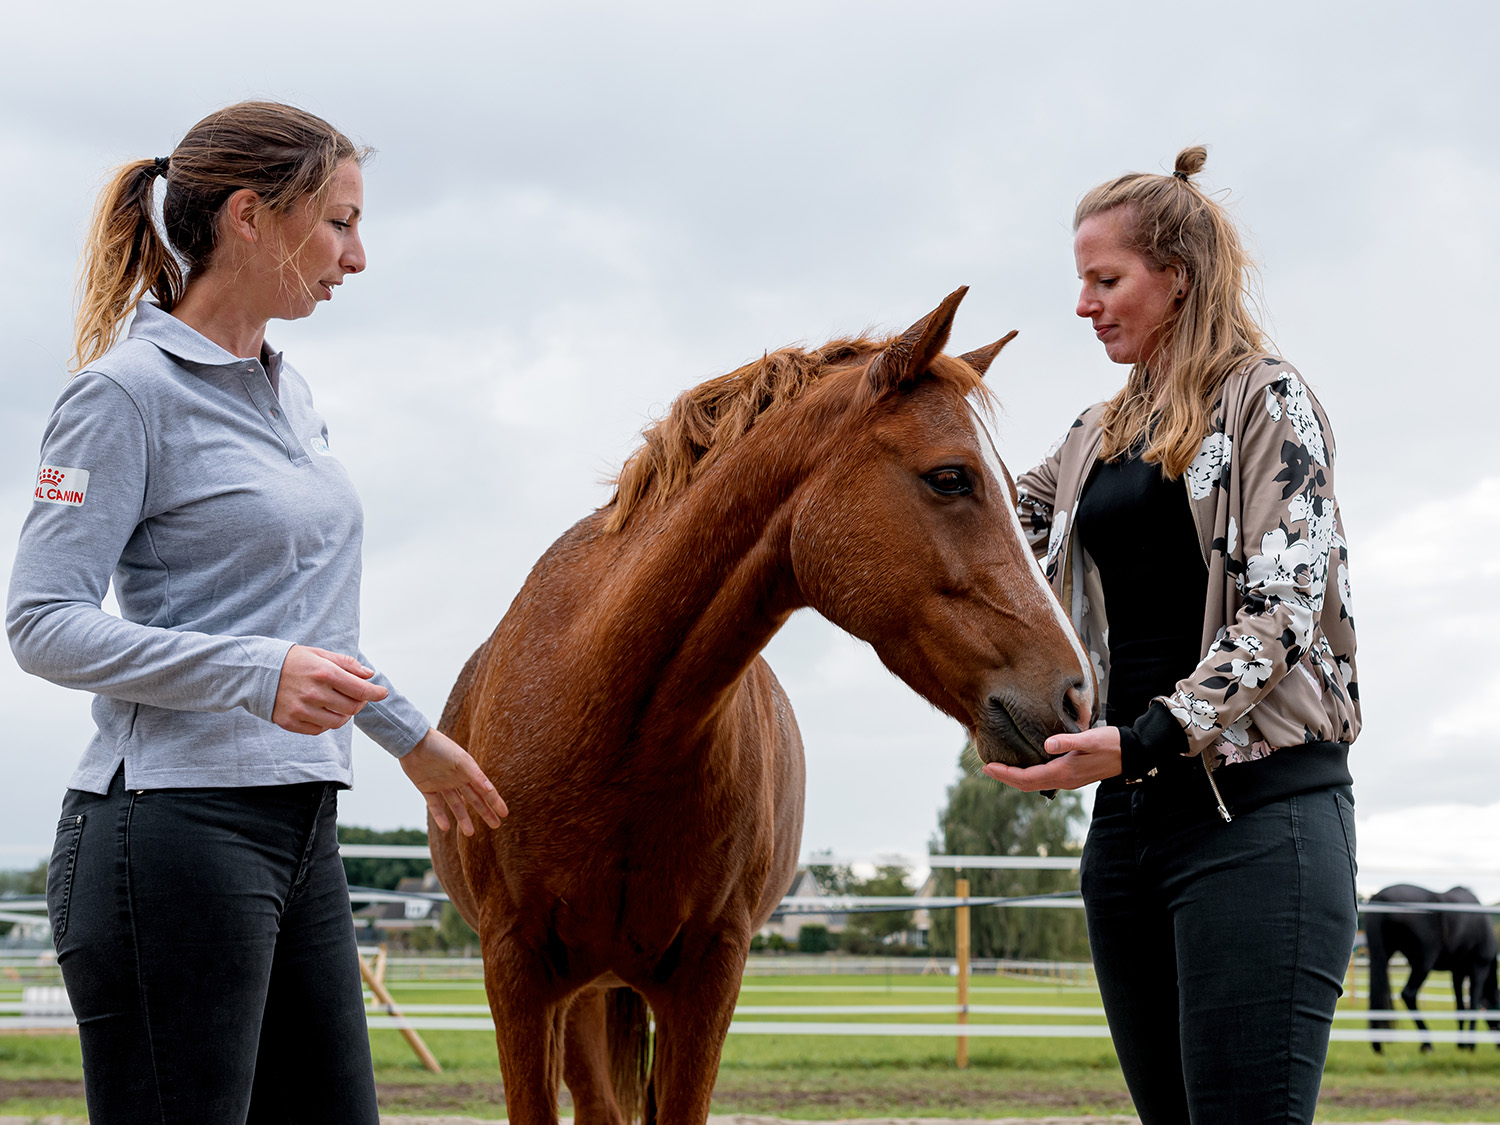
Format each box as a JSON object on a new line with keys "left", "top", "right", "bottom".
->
{"left": 1015, "top": 357, "right": 1360, "bottom": 774}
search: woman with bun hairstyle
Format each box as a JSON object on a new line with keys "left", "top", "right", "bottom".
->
{"left": 985, "top": 146, "right": 1359, "bottom": 1123}
{"left": 8, "top": 102, "right": 507, "bottom": 1122}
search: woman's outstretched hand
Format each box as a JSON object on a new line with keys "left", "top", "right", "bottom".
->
{"left": 273, "top": 645, "right": 389, "bottom": 735}
{"left": 400, "top": 728, "right": 509, "bottom": 836}
{"left": 982, "top": 726, "right": 1123, "bottom": 792}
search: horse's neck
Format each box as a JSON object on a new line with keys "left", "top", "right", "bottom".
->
{"left": 588, "top": 440, "right": 809, "bottom": 756}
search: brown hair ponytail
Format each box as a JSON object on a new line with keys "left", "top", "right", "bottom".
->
{"left": 73, "top": 159, "right": 183, "bottom": 371}
{"left": 71, "top": 102, "right": 367, "bottom": 371}
{"left": 1076, "top": 145, "right": 1270, "bottom": 476}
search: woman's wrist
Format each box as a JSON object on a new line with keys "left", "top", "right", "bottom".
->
{"left": 1119, "top": 701, "right": 1190, "bottom": 782}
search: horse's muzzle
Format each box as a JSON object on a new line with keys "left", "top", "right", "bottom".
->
{"left": 973, "top": 677, "right": 1087, "bottom": 769}
{"left": 973, "top": 696, "right": 1050, "bottom": 768}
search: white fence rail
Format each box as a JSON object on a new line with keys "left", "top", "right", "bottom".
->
{"left": 9, "top": 954, "right": 1497, "bottom": 1042}
{"left": 7, "top": 848, "right": 1499, "bottom": 1047}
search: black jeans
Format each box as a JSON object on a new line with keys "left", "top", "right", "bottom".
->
{"left": 1082, "top": 781, "right": 1358, "bottom": 1125}
{"left": 46, "top": 767, "right": 379, "bottom": 1124}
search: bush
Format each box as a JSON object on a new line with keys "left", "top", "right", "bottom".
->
{"left": 797, "top": 924, "right": 833, "bottom": 954}
{"left": 839, "top": 928, "right": 876, "bottom": 955}
{"left": 338, "top": 825, "right": 429, "bottom": 890}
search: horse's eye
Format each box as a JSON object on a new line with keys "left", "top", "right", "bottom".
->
{"left": 924, "top": 468, "right": 973, "bottom": 496}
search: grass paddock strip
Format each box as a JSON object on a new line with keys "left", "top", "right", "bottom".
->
{"left": 6, "top": 972, "right": 1500, "bottom": 1123}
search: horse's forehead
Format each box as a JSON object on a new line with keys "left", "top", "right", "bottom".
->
{"left": 966, "top": 405, "right": 1014, "bottom": 491}
{"left": 878, "top": 379, "right": 984, "bottom": 430}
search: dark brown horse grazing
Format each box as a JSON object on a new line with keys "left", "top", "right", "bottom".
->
{"left": 1367, "top": 883, "right": 1500, "bottom": 1052}
{"left": 431, "top": 288, "right": 1094, "bottom": 1125}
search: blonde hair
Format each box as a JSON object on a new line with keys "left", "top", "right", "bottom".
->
{"left": 1076, "top": 145, "right": 1271, "bottom": 475}
{"left": 72, "top": 102, "right": 367, "bottom": 371}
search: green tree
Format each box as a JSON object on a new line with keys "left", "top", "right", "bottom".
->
{"left": 337, "top": 825, "right": 430, "bottom": 890}
{"left": 807, "top": 863, "right": 859, "bottom": 895}
{"left": 438, "top": 903, "right": 479, "bottom": 952}
{"left": 809, "top": 862, "right": 915, "bottom": 954}
{"left": 0, "top": 862, "right": 47, "bottom": 937}
{"left": 928, "top": 742, "right": 1089, "bottom": 962}
{"left": 0, "top": 862, "right": 46, "bottom": 895}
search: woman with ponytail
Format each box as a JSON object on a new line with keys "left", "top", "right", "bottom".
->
{"left": 8, "top": 102, "right": 507, "bottom": 1123}
{"left": 986, "top": 147, "right": 1360, "bottom": 1123}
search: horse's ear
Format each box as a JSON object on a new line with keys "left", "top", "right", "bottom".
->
{"left": 866, "top": 285, "right": 968, "bottom": 398}
{"left": 958, "top": 330, "right": 1019, "bottom": 378}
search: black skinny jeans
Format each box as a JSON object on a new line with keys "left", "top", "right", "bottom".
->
{"left": 1082, "top": 780, "right": 1359, "bottom": 1125}
{"left": 46, "top": 767, "right": 379, "bottom": 1125}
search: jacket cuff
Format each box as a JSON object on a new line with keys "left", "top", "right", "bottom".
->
{"left": 1119, "top": 701, "right": 1190, "bottom": 782}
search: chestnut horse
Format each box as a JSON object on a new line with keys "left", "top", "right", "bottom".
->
{"left": 431, "top": 288, "right": 1093, "bottom": 1125}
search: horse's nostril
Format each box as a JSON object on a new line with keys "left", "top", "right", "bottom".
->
{"left": 1060, "top": 680, "right": 1086, "bottom": 725}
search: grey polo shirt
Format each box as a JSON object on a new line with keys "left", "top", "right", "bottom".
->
{"left": 7, "top": 302, "right": 430, "bottom": 793}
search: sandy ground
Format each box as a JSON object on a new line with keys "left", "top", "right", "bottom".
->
{"left": 0, "top": 1116, "right": 1489, "bottom": 1124}
{"left": 360, "top": 1120, "right": 1489, "bottom": 1125}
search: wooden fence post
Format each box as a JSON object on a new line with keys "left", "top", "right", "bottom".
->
{"left": 359, "top": 952, "right": 442, "bottom": 1073}
{"left": 956, "top": 875, "right": 970, "bottom": 1070}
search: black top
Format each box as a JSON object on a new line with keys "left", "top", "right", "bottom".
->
{"left": 1075, "top": 446, "right": 1208, "bottom": 731}
{"left": 1076, "top": 443, "right": 1353, "bottom": 817}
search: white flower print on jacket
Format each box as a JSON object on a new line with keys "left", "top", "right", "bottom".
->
{"left": 1265, "top": 372, "right": 1327, "bottom": 467}
{"left": 1243, "top": 525, "right": 1317, "bottom": 648}
{"left": 1170, "top": 692, "right": 1220, "bottom": 732}
{"left": 1186, "top": 432, "right": 1232, "bottom": 500}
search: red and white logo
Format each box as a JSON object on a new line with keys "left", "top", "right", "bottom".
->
{"left": 34, "top": 465, "right": 90, "bottom": 507}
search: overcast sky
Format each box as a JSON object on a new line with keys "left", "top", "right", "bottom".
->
{"left": 2, "top": 1, "right": 1497, "bottom": 897}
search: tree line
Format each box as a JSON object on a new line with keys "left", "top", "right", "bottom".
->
{"left": 790, "top": 740, "right": 1089, "bottom": 961}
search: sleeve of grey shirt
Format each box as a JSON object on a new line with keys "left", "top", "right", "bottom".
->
{"left": 7, "top": 373, "right": 292, "bottom": 718}
{"left": 352, "top": 647, "right": 431, "bottom": 757}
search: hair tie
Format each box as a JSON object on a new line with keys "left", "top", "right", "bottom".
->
{"left": 152, "top": 156, "right": 170, "bottom": 179}
{"left": 1172, "top": 169, "right": 1190, "bottom": 183}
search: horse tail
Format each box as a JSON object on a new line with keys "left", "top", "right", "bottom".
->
{"left": 1367, "top": 912, "right": 1393, "bottom": 1040}
{"left": 550, "top": 1004, "right": 568, "bottom": 1102}
{"left": 606, "top": 987, "right": 653, "bottom": 1124}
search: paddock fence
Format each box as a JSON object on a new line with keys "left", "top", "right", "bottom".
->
{"left": 3, "top": 849, "right": 1498, "bottom": 1058}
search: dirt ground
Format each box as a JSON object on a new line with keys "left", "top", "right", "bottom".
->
{"left": 3, "top": 1079, "right": 1496, "bottom": 1125}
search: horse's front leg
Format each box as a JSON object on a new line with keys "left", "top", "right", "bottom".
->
{"left": 1402, "top": 956, "right": 1437, "bottom": 1054}
{"left": 640, "top": 930, "right": 748, "bottom": 1125}
{"left": 483, "top": 934, "right": 570, "bottom": 1125}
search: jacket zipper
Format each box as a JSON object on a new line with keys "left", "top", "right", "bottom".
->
{"left": 1182, "top": 478, "right": 1233, "bottom": 823}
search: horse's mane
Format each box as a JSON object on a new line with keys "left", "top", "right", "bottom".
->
{"left": 602, "top": 333, "right": 991, "bottom": 532}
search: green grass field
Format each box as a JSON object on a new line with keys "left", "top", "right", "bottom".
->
{"left": 5, "top": 969, "right": 1500, "bottom": 1121}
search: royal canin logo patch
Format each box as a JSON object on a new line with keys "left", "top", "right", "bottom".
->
{"left": 34, "top": 465, "right": 90, "bottom": 507}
